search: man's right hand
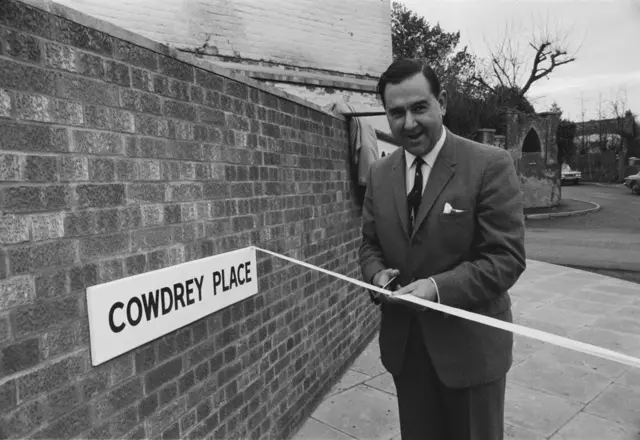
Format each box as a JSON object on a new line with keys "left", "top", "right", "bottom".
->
{"left": 369, "top": 268, "right": 401, "bottom": 305}
{"left": 373, "top": 268, "right": 400, "bottom": 289}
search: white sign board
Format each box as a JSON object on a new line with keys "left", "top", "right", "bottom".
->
{"left": 86, "top": 247, "right": 258, "bottom": 366}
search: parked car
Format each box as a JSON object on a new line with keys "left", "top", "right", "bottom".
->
{"left": 623, "top": 171, "right": 640, "bottom": 195}
{"left": 561, "top": 164, "right": 581, "bottom": 185}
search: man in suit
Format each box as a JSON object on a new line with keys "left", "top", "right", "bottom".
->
{"left": 359, "top": 59, "right": 526, "bottom": 439}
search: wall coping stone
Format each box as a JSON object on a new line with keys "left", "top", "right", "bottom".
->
{"left": 16, "top": 0, "right": 349, "bottom": 121}
{"left": 204, "top": 61, "right": 379, "bottom": 92}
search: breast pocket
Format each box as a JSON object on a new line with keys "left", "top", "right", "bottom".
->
{"left": 437, "top": 210, "right": 475, "bottom": 244}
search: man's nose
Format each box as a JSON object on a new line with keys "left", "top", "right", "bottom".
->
{"left": 403, "top": 112, "right": 417, "bottom": 130}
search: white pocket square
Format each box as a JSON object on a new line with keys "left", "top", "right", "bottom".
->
{"left": 443, "top": 202, "right": 466, "bottom": 215}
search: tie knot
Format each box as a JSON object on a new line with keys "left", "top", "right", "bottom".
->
{"left": 413, "top": 157, "right": 425, "bottom": 167}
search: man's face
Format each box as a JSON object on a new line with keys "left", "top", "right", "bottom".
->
{"left": 383, "top": 72, "right": 447, "bottom": 157}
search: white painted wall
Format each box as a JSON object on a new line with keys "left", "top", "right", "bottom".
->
{"left": 53, "top": 0, "right": 392, "bottom": 77}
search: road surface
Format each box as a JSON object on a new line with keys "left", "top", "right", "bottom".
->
{"left": 525, "top": 182, "right": 640, "bottom": 283}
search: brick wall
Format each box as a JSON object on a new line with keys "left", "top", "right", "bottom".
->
{"left": 52, "top": 0, "right": 393, "bottom": 78}
{"left": 0, "top": 1, "right": 380, "bottom": 439}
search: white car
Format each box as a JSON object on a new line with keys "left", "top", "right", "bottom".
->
{"left": 623, "top": 171, "right": 640, "bottom": 195}
{"left": 561, "top": 164, "right": 581, "bottom": 185}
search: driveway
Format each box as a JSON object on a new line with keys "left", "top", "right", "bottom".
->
{"left": 525, "top": 182, "right": 640, "bottom": 283}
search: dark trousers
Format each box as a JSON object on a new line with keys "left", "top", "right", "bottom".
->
{"left": 392, "top": 320, "right": 506, "bottom": 440}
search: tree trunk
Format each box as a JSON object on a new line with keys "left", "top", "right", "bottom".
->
{"left": 618, "top": 144, "right": 627, "bottom": 182}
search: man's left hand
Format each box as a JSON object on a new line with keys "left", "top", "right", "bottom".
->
{"left": 390, "top": 279, "right": 437, "bottom": 302}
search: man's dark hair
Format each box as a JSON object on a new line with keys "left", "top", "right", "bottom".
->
{"left": 377, "top": 59, "right": 442, "bottom": 107}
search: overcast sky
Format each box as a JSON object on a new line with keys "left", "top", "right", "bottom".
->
{"left": 399, "top": 0, "right": 640, "bottom": 122}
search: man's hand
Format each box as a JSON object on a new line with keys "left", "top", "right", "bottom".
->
{"left": 370, "top": 268, "right": 407, "bottom": 305}
{"left": 372, "top": 268, "right": 400, "bottom": 289}
{"left": 390, "top": 279, "right": 438, "bottom": 305}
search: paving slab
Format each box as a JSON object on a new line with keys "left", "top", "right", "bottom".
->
{"left": 536, "top": 345, "right": 629, "bottom": 378}
{"left": 616, "top": 369, "right": 640, "bottom": 389}
{"left": 591, "top": 315, "right": 640, "bottom": 335}
{"left": 617, "top": 304, "right": 640, "bottom": 320}
{"left": 294, "top": 418, "right": 356, "bottom": 440}
{"left": 504, "top": 383, "right": 584, "bottom": 438}
{"left": 548, "top": 296, "right": 622, "bottom": 315}
{"left": 505, "top": 423, "right": 545, "bottom": 440}
{"left": 511, "top": 297, "right": 546, "bottom": 313}
{"left": 514, "top": 316, "right": 574, "bottom": 337}
{"left": 550, "top": 413, "right": 640, "bottom": 440}
{"left": 589, "top": 281, "right": 640, "bottom": 297}
{"left": 349, "top": 342, "right": 385, "bottom": 377}
{"left": 520, "top": 305, "right": 598, "bottom": 329}
{"left": 584, "top": 384, "right": 640, "bottom": 428}
{"left": 291, "top": 260, "right": 640, "bottom": 440}
{"left": 566, "top": 289, "right": 637, "bottom": 306}
{"left": 513, "top": 334, "right": 550, "bottom": 365}
{"left": 310, "top": 384, "right": 399, "bottom": 440}
{"left": 508, "top": 353, "right": 614, "bottom": 403}
{"left": 327, "top": 369, "right": 372, "bottom": 397}
{"left": 364, "top": 373, "right": 396, "bottom": 396}
{"left": 570, "top": 327, "right": 640, "bottom": 357}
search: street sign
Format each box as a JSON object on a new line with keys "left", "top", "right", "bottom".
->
{"left": 86, "top": 247, "right": 258, "bottom": 366}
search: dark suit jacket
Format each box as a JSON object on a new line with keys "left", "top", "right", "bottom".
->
{"left": 359, "top": 129, "right": 526, "bottom": 389}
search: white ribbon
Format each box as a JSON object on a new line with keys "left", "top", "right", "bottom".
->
{"left": 252, "top": 246, "right": 640, "bottom": 369}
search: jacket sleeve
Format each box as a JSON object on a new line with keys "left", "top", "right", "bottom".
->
{"left": 359, "top": 162, "right": 387, "bottom": 295}
{"left": 431, "top": 148, "right": 526, "bottom": 310}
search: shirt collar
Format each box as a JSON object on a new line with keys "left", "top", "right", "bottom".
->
{"left": 405, "top": 126, "right": 447, "bottom": 170}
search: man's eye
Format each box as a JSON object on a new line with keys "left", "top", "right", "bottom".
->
{"left": 414, "top": 105, "right": 427, "bottom": 113}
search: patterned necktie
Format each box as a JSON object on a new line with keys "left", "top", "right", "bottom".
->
{"left": 407, "top": 156, "right": 425, "bottom": 236}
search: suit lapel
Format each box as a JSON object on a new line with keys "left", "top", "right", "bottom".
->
{"left": 390, "top": 150, "right": 410, "bottom": 238}
{"left": 411, "top": 131, "right": 457, "bottom": 239}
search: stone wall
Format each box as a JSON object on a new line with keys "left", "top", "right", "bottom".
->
{"left": 51, "top": 0, "right": 393, "bottom": 79}
{"left": 503, "top": 110, "right": 561, "bottom": 209}
{"left": 0, "top": 1, "right": 380, "bottom": 439}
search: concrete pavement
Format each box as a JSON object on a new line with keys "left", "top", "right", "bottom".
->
{"left": 292, "top": 260, "right": 640, "bottom": 440}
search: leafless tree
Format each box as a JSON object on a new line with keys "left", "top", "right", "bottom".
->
{"left": 608, "top": 87, "right": 630, "bottom": 120}
{"left": 473, "top": 15, "right": 580, "bottom": 100}
{"left": 607, "top": 86, "right": 635, "bottom": 177}
{"left": 597, "top": 93, "right": 608, "bottom": 151}
{"left": 579, "top": 93, "right": 586, "bottom": 153}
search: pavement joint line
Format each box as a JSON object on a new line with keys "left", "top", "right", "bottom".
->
{"left": 524, "top": 198, "right": 601, "bottom": 220}
{"left": 309, "top": 416, "right": 359, "bottom": 440}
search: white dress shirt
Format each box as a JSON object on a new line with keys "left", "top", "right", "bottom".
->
{"left": 402, "top": 127, "right": 447, "bottom": 303}
{"left": 404, "top": 127, "right": 447, "bottom": 195}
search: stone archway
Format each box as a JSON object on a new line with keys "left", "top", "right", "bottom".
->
{"left": 520, "top": 127, "right": 545, "bottom": 180}
{"left": 522, "top": 128, "right": 542, "bottom": 153}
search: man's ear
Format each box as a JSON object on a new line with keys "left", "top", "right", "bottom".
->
{"left": 438, "top": 90, "right": 448, "bottom": 116}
